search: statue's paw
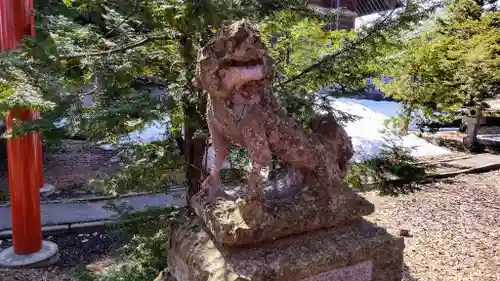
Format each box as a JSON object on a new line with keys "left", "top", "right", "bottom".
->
{"left": 206, "top": 193, "right": 219, "bottom": 206}
{"left": 201, "top": 175, "right": 219, "bottom": 190}
{"left": 206, "top": 184, "right": 236, "bottom": 205}
{"left": 246, "top": 171, "right": 266, "bottom": 202}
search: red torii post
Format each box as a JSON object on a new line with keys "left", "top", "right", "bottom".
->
{"left": 0, "top": 0, "right": 54, "bottom": 195}
{"left": 0, "top": 0, "right": 58, "bottom": 268}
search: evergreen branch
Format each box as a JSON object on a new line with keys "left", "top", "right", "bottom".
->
{"left": 278, "top": 9, "right": 397, "bottom": 86}
{"left": 60, "top": 33, "right": 179, "bottom": 59}
{"left": 104, "top": 15, "right": 133, "bottom": 37}
{"left": 104, "top": 0, "right": 142, "bottom": 37}
{"left": 280, "top": 0, "right": 444, "bottom": 86}
{"left": 289, "top": 5, "right": 342, "bottom": 21}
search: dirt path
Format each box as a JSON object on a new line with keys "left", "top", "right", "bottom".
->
{"left": 365, "top": 171, "right": 500, "bottom": 281}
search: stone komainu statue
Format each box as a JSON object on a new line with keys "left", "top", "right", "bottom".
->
{"left": 194, "top": 19, "right": 353, "bottom": 204}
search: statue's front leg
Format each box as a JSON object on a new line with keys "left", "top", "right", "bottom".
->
{"left": 202, "top": 126, "right": 230, "bottom": 204}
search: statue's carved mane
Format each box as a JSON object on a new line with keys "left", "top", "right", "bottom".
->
{"left": 195, "top": 20, "right": 273, "bottom": 99}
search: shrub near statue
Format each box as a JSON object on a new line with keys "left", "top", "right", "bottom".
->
{"left": 194, "top": 19, "right": 353, "bottom": 205}
{"left": 168, "top": 19, "right": 405, "bottom": 281}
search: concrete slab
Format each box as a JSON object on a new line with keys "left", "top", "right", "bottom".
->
{"left": 0, "top": 202, "right": 117, "bottom": 231}
{"left": 442, "top": 154, "right": 500, "bottom": 169}
{"left": 39, "top": 184, "right": 56, "bottom": 196}
{"left": 0, "top": 190, "right": 186, "bottom": 232}
{"left": 120, "top": 192, "right": 185, "bottom": 212}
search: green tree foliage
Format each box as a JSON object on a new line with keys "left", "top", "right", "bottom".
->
{"left": 0, "top": 0, "right": 440, "bottom": 197}
{"left": 380, "top": 0, "right": 500, "bottom": 129}
{"left": 74, "top": 206, "right": 177, "bottom": 281}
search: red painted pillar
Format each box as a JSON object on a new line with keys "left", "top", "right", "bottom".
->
{"left": 0, "top": 0, "right": 33, "bottom": 49}
{"left": 1, "top": 0, "right": 43, "bottom": 189}
{"left": 6, "top": 110, "right": 43, "bottom": 254}
{"left": 0, "top": 0, "right": 43, "bottom": 254}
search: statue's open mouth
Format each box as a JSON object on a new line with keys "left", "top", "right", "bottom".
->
{"left": 221, "top": 57, "right": 263, "bottom": 68}
{"left": 219, "top": 59, "right": 265, "bottom": 91}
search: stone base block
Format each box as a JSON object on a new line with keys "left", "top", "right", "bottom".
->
{"left": 0, "top": 241, "right": 59, "bottom": 268}
{"left": 191, "top": 179, "right": 374, "bottom": 246}
{"left": 40, "top": 184, "right": 56, "bottom": 196}
{"left": 168, "top": 213, "right": 404, "bottom": 281}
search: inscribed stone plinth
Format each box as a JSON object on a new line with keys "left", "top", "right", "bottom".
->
{"left": 190, "top": 179, "right": 375, "bottom": 247}
{"left": 168, "top": 213, "right": 404, "bottom": 281}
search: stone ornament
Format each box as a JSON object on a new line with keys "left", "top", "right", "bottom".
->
{"left": 168, "top": 19, "right": 404, "bottom": 281}
{"left": 194, "top": 19, "right": 354, "bottom": 205}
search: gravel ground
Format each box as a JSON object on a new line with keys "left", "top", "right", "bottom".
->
{"left": 365, "top": 171, "right": 500, "bottom": 281}
{"left": 0, "top": 231, "right": 116, "bottom": 281}
{"left": 0, "top": 140, "right": 120, "bottom": 203}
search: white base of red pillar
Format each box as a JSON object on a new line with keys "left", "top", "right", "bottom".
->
{"left": 0, "top": 241, "right": 59, "bottom": 268}
{"left": 39, "top": 184, "right": 56, "bottom": 196}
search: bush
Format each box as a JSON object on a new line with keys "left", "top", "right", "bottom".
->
{"left": 346, "top": 144, "right": 431, "bottom": 196}
{"left": 74, "top": 206, "right": 179, "bottom": 281}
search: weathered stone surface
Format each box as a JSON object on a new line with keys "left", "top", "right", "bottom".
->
{"left": 168, "top": 213, "right": 404, "bottom": 281}
{"left": 191, "top": 178, "right": 374, "bottom": 246}
{"left": 196, "top": 19, "right": 355, "bottom": 205}
{"left": 168, "top": 18, "right": 403, "bottom": 281}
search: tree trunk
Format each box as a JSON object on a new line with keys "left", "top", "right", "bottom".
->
{"left": 185, "top": 134, "right": 207, "bottom": 204}
{"left": 178, "top": 34, "right": 208, "bottom": 205}
{"left": 183, "top": 99, "right": 208, "bottom": 206}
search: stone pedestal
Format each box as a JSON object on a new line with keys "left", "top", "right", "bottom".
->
{"left": 168, "top": 214, "right": 404, "bottom": 281}
{"left": 190, "top": 180, "right": 375, "bottom": 246}
{"left": 169, "top": 18, "right": 405, "bottom": 281}
{"left": 168, "top": 180, "right": 404, "bottom": 281}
